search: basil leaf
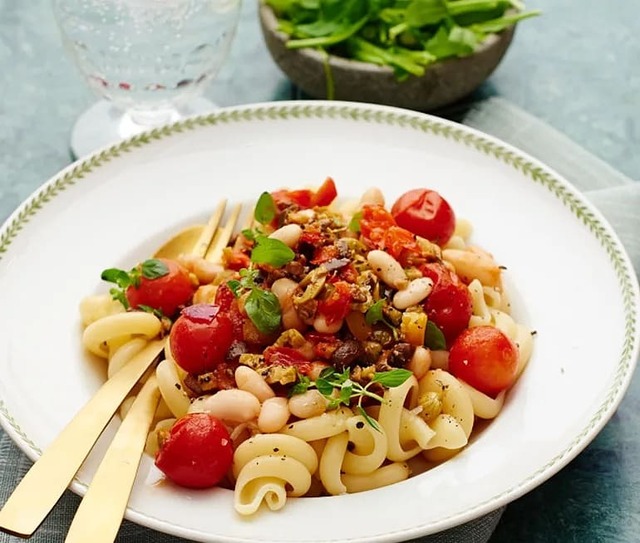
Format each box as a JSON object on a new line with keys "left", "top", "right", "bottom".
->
{"left": 244, "top": 288, "right": 282, "bottom": 335}
{"left": 251, "top": 236, "right": 295, "bottom": 268}
{"left": 227, "top": 280, "right": 242, "bottom": 298}
{"left": 254, "top": 192, "right": 277, "bottom": 225}
{"left": 425, "top": 320, "right": 447, "bottom": 350}
{"left": 101, "top": 268, "right": 132, "bottom": 288}
{"left": 357, "top": 405, "right": 381, "bottom": 432}
{"left": 365, "top": 300, "right": 385, "bottom": 325}
{"left": 372, "top": 369, "right": 413, "bottom": 388}
{"left": 141, "top": 259, "right": 169, "bottom": 280}
{"left": 348, "top": 211, "right": 363, "bottom": 233}
{"left": 241, "top": 228, "right": 256, "bottom": 242}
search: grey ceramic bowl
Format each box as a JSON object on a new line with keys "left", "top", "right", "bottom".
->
{"left": 259, "top": 4, "right": 516, "bottom": 111}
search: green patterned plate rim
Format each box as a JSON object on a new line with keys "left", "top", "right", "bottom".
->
{"left": 0, "top": 101, "right": 638, "bottom": 539}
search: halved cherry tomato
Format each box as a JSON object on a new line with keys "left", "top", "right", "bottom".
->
{"left": 448, "top": 326, "right": 519, "bottom": 397}
{"left": 391, "top": 189, "right": 456, "bottom": 246}
{"left": 155, "top": 413, "right": 233, "bottom": 489}
{"left": 126, "top": 258, "right": 194, "bottom": 317}
{"left": 317, "top": 281, "right": 352, "bottom": 324}
{"left": 383, "top": 226, "right": 422, "bottom": 267}
{"left": 421, "top": 262, "right": 472, "bottom": 345}
{"left": 169, "top": 304, "right": 234, "bottom": 374}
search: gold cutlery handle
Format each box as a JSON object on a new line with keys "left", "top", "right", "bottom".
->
{"left": 65, "top": 375, "right": 161, "bottom": 543}
{"left": 0, "top": 339, "right": 165, "bottom": 537}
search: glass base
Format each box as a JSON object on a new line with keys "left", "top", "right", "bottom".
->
{"left": 70, "top": 97, "right": 217, "bottom": 158}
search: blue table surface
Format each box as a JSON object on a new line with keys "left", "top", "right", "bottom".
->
{"left": 1, "top": 1, "right": 639, "bottom": 542}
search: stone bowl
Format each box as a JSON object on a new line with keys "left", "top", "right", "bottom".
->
{"left": 259, "top": 4, "right": 516, "bottom": 111}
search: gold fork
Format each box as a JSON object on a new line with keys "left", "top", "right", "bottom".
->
{"left": 0, "top": 201, "right": 242, "bottom": 539}
{"left": 63, "top": 204, "right": 242, "bottom": 543}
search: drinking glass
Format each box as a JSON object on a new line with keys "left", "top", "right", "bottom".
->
{"left": 53, "top": 0, "right": 242, "bottom": 157}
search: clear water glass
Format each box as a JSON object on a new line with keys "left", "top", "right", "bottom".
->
{"left": 53, "top": 0, "right": 242, "bottom": 157}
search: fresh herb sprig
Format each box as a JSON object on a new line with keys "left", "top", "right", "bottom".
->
{"left": 101, "top": 259, "right": 169, "bottom": 310}
{"left": 291, "top": 367, "right": 413, "bottom": 430}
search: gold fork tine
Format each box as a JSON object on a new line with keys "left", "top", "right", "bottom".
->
{"left": 192, "top": 199, "right": 227, "bottom": 258}
{"left": 205, "top": 202, "right": 242, "bottom": 262}
{"left": 64, "top": 205, "right": 242, "bottom": 543}
{"left": 0, "top": 339, "right": 165, "bottom": 538}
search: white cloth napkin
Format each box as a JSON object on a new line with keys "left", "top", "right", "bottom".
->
{"left": 0, "top": 97, "right": 637, "bottom": 543}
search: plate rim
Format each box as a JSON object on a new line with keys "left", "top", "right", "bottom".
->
{"left": 0, "top": 100, "right": 638, "bottom": 541}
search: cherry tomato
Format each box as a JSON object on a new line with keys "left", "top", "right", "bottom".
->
{"left": 391, "top": 189, "right": 456, "bottom": 246}
{"left": 126, "top": 258, "right": 194, "bottom": 317}
{"left": 421, "top": 263, "right": 472, "bottom": 345}
{"left": 317, "top": 281, "right": 352, "bottom": 324}
{"left": 263, "top": 346, "right": 312, "bottom": 374}
{"left": 169, "top": 304, "right": 234, "bottom": 374}
{"left": 448, "top": 326, "right": 519, "bottom": 396}
{"left": 155, "top": 413, "right": 233, "bottom": 489}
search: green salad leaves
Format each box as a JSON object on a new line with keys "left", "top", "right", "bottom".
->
{"left": 267, "top": 0, "right": 540, "bottom": 85}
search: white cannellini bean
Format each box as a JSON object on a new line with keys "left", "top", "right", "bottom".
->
{"left": 367, "top": 250, "right": 408, "bottom": 289}
{"left": 288, "top": 390, "right": 328, "bottom": 419}
{"left": 192, "top": 389, "right": 261, "bottom": 423}
{"left": 269, "top": 224, "right": 303, "bottom": 248}
{"left": 359, "top": 187, "right": 385, "bottom": 207}
{"left": 393, "top": 277, "right": 434, "bottom": 310}
{"left": 407, "top": 346, "right": 432, "bottom": 380}
{"left": 313, "top": 314, "right": 343, "bottom": 334}
{"left": 258, "top": 397, "right": 291, "bottom": 433}
{"left": 235, "top": 366, "right": 275, "bottom": 403}
{"left": 271, "top": 278, "right": 306, "bottom": 331}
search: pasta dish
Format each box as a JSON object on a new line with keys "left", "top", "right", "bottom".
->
{"left": 78, "top": 179, "right": 533, "bottom": 515}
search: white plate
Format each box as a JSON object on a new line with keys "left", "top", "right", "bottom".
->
{"left": 0, "top": 101, "right": 638, "bottom": 543}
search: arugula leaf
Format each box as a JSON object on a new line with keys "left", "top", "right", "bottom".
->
{"left": 140, "top": 259, "right": 169, "bottom": 280}
{"left": 244, "top": 288, "right": 282, "bottom": 335}
{"left": 372, "top": 369, "right": 413, "bottom": 387}
{"left": 425, "top": 320, "right": 447, "bottom": 350}
{"left": 251, "top": 236, "right": 296, "bottom": 268}
{"left": 137, "top": 304, "right": 166, "bottom": 319}
{"left": 254, "top": 192, "right": 277, "bottom": 225}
